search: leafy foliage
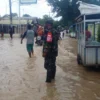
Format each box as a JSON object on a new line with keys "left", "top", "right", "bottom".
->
{"left": 3, "top": 13, "right": 18, "bottom": 18}
{"left": 23, "top": 14, "right": 31, "bottom": 17}
{"left": 47, "top": 0, "right": 100, "bottom": 26}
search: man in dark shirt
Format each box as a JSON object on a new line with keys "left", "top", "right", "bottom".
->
{"left": 9, "top": 26, "right": 13, "bottom": 39}
{"left": 42, "top": 20, "right": 59, "bottom": 83}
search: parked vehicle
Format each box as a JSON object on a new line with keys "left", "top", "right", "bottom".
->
{"left": 69, "top": 32, "right": 76, "bottom": 38}
{"left": 76, "top": 13, "right": 100, "bottom": 67}
{"left": 36, "top": 35, "right": 43, "bottom": 46}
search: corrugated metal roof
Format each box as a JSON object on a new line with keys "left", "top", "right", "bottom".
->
{"left": 0, "top": 17, "right": 36, "bottom": 25}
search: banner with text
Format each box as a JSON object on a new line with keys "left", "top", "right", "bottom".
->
{"left": 20, "top": 0, "right": 37, "bottom": 4}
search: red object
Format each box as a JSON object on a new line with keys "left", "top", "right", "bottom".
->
{"left": 47, "top": 32, "right": 53, "bottom": 43}
{"left": 1, "top": 32, "right": 4, "bottom": 37}
{"left": 86, "top": 30, "right": 91, "bottom": 41}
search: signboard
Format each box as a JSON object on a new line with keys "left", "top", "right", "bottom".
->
{"left": 20, "top": 0, "right": 37, "bottom": 4}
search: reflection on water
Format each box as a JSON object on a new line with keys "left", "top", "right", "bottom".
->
{"left": 57, "top": 37, "right": 100, "bottom": 100}
{"left": 0, "top": 37, "right": 100, "bottom": 100}
{"left": 42, "top": 83, "right": 59, "bottom": 100}
{"left": 9, "top": 39, "right": 14, "bottom": 47}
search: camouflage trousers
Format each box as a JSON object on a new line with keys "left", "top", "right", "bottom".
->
{"left": 44, "top": 56, "right": 56, "bottom": 82}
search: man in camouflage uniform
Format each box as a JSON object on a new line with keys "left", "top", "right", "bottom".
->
{"left": 42, "top": 20, "right": 59, "bottom": 83}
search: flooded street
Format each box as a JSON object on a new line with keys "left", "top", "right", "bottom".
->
{"left": 0, "top": 36, "right": 100, "bottom": 100}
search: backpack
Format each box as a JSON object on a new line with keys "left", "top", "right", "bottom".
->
{"left": 46, "top": 31, "right": 53, "bottom": 43}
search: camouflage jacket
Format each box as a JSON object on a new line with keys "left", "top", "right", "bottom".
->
{"left": 43, "top": 28, "right": 59, "bottom": 57}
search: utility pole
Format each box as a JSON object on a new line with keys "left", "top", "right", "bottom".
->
{"left": 18, "top": 0, "right": 21, "bottom": 33}
{"left": 9, "top": 0, "right": 12, "bottom": 26}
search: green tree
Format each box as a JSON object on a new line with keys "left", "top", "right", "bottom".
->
{"left": 3, "top": 13, "right": 18, "bottom": 18}
{"left": 23, "top": 14, "right": 31, "bottom": 17}
{"left": 43, "top": 15, "right": 53, "bottom": 22}
{"left": 3, "top": 14, "right": 9, "bottom": 18}
{"left": 38, "top": 18, "right": 45, "bottom": 25}
{"left": 38, "top": 15, "right": 53, "bottom": 25}
{"left": 47, "top": 0, "right": 100, "bottom": 26}
{"left": 12, "top": 13, "right": 18, "bottom": 17}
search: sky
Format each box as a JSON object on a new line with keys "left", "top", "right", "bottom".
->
{"left": 0, "top": 0, "right": 61, "bottom": 20}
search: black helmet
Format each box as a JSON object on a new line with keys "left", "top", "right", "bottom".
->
{"left": 27, "top": 24, "right": 32, "bottom": 29}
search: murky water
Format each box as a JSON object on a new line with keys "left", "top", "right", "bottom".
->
{"left": 0, "top": 36, "right": 100, "bottom": 100}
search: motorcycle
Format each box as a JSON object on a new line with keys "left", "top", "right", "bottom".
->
{"left": 36, "top": 35, "right": 43, "bottom": 46}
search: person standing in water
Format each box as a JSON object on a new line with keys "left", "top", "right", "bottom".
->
{"left": 9, "top": 26, "right": 14, "bottom": 39}
{"left": 21, "top": 24, "right": 34, "bottom": 58}
{"left": 42, "top": 20, "right": 59, "bottom": 83}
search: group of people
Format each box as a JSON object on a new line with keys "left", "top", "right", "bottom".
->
{"left": 21, "top": 20, "right": 59, "bottom": 83}
{"left": 0, "top": 26, "right": 14, "bottom": 39}
{"left": 20, "top": 21, "right": 92, "bottom": 83}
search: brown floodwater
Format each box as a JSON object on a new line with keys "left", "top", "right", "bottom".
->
{"left": 0, "top": 36, "right": 100, "bottom": 100}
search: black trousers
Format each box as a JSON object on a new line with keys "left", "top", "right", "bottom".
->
{"left": 44, "top": 56, "right": 56, "bottom": 82}
{"left": 10, "top": 33, "right": 13, "bottom": 39}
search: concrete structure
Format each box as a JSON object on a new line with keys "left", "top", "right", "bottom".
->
{"left": 0, "top": 17, "right": 37, "bottom": 34}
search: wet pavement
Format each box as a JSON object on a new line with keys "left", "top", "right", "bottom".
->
{"left": 0, "top": 36, "right": 100, "bottom": 100}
